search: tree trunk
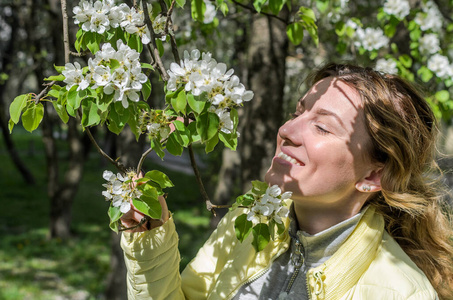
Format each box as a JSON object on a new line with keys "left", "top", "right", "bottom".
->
{"left": 240, "top": 14, "right": 288, "bottom": 190}
{"left": 0, "top": 3, "right": 35, "bottom": 185}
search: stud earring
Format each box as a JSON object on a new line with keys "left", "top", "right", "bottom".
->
{"left": 362, "top": 185, "right": 371, "bottom": 192}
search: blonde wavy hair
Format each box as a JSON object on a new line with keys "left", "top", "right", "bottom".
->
{"left": 311, "top": 63, "right": 453, "bottom": 299}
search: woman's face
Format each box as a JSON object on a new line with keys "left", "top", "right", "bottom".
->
{"left": 265, "top": 77, "right": 378, "bottom": 210}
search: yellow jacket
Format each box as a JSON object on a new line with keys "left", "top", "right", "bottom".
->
{"left": 121, "top": 206, "right": 438, "bottom": 300}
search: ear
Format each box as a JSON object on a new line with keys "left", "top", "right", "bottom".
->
{"left": 355, "top": 165, "right": 383, "bottom": 193}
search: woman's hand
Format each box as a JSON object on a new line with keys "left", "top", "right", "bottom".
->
{"left": 120, "top": 195, "right": 169, "bottom": 233}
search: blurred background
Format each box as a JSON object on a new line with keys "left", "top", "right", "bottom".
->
{"left": 1, "top": 0, "right": 453, "bottom": 299}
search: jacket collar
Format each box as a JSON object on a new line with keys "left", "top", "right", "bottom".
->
{"left": 306, "top": 205, "right": 385, "bottom": 299}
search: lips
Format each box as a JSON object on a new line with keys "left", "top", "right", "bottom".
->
{"left": 277, "top": 151, "right": 303, "bottom": 166}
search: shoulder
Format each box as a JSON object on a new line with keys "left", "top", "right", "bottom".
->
{"left": 353, "top": 231, "right": 438, "bottom": 299}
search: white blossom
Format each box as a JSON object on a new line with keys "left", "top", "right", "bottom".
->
{"left": 62, "top": 41, "right": 147, "bottom": 108}
{"left": 102, "top": 170, "right": 142, "bottom": 214}
{"left": 246, "top": 185, "right": 291, "bottom": 224}
{"left": 383, "top": 0, "right": 410, "bottom": 19}
{"left": 427, "top": 54, "right": 453, "bottom": 79}
{"left": 203, "top": 0, "right": 216, "bottom": 24}
{"left": 375, "top": 58, "right": 398, "bottom": 75}
{"left": 215, "top": 109, "right": 234, "bottom": 134}
{"left": 414, "top": 1, "right": 442, "bottom": 32}
{"left": 419, "top": 33, "right": 440, "bottom": 55}
{"left": 62, "top": 62, "right": 89, "bottom": 91}
{"left": 354, "top": 27, "right": 389, "bottom": 51}
{"left": 167, "top": 49, "right": 253, "bottom": 110}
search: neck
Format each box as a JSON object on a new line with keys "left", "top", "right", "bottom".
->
{"left": 293, "top": 200, "right": 364, "bottom": 235}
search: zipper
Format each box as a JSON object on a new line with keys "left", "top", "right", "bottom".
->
{"left": 277, "top": 237, "right": 305, "bottom": 300}
{"left": 285, "top": 239, "right": 304, "bottom": 293}
{"left": 226, "top": 243, "right": 290, "bottom": 300}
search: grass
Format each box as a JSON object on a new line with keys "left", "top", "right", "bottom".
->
{"left": 0, "top": 128, "right": 215, "bottom": 299}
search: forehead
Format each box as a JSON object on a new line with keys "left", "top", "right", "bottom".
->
{"left": 300, "top": 77, "right": 362, "bottom": 111}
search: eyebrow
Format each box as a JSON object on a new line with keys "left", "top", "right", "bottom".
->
{"left": 315, "top": 108, "right": 346, "bottom": 130}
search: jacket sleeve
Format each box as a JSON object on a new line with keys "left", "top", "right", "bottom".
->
{"left": 180, "top": 208, "right": 243, "bottom": 299}
{"left": 120, "top": 215, "right": 185, "bottom": 300}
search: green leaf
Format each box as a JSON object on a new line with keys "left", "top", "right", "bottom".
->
{"left": 9, "top": 94, "right": 29, "bottom": 124}
{"left": 286, "top": 23, "right": 304, "bottom": 45}
{"left": 45, "top": 74, "right": 65, "bottom": 81}
{"left": 75, "top": 29, "right": 85, "bottom": 52}
{"left": 81, "top": 100, "right": 101, "bottom": 127}
{"left": 252, "top": 180, "right": 268, "bottom": 195}
{"left": 253, "top": 0, "right": 267, "bottom": 13}
{"left": 141, "top": 63, "right": 154, "bottom": 70}
{"left": 187, "top": 93, "right": 207, "bottom": 114}
{"left": 234, "top": 214, "right": 253, "bottom": 242}
{"left": 230, "top": 108, "right": 239, "bottom": 133}
{"left": 172, "top": 120, "right": 191, "bottom": 146}
{"left": 219, "top": 131, "right": 238, "bottom": 150}
{"left": 132, "top": 197, "right": 162, "bottom": 219}
{"left": 144, "top": 170, "right": 174, "bottom": 188}
{"left": 22, "top": 102, "right": 44, "bottom": 132}
{"left": 205, "top": 133, "right": 219, "bottom": 153}
{"left": 128, "top": 33, "right": 143, "bottom": 53}
{"left": 398, "top": 55, "right": 412, "bottom": 68}
{"left": 156, "top": 39, "right": 164, "bottom": 57}
{"left": 54, "top": 65, "right": 66, "bottom": 73}
{"left": 151, "top": 139, "right": 165, "bottom": 159}
{"left": 108, "top": 102, "right": 129, "bottom": 134}
{"left": 166, "top": 132, "right": 184, "bottom": 156}
{"left": 52, "top": 101, "right": 69, "bottom": 123}
{"left": 252, "top": 223, "right": 271, "bottom": 252}
{"left": 176, "top": 0, "right": 186, "bottom": 8}
{"left": 142, "top": 79, "right": 152, "bottom": 101}
{"left": 67, "top": 88, "right": 84, "bottom": 112}
{"left": 417, "top": 66, "right": 433, "bottom": 83}
{"left": 108, "top": 205, "right": 122, "bottom": 233}
{"left": 86, "top": 32, "right": 101, "bottom": 54}
{"left": 276, "top": 220, "right": 286, "bottom": 235}
{"left": 298, "top": 6, "right": 316, "bottom": 21}
{"left": 196, "top": 112, "right": 220, "bottom": 142}
{"left": 8, "top": 119, "right": 15, "bottom": 133}
{"left": 188, "top": 121, "right": 201, "bottom": 143}
{"left": 236, "top": 193, "right": 255, "bottom": 206}
{"left": 435, "top": 90, "right": 450, "bottom": 102}
{"left": 335, "top": 21, "right": 346, "bottom": 36}
{"left": 304, "top": 21, "right": 318, "bottom": 47}
{"left": 191, "top": 0, "right": 206, "bottom": 22}
{"left": 171, "top": 89, "right": 187, "bottom": 114}
{"left": 269, "top": 0, "right": 285, "bottom": 15}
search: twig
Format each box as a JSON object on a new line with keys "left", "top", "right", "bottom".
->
{"left": 85, "top": 126, "right": 127, "bottom": 173}
{"left": 188, "top": 144, "right": 218, "bottom": 215}
{"left": 230, "top": 0, "right": 288, "bottom": 24}
{"left": 159, "top": 0, "right": 181, "bottom": 62}
{"left": 70, "top": 50, "right": 90, "bottom": 57}
{"left": 141, "top": 0, "right": 169, "bottom": 81}
{"left": 34, "top": 81, "right": 56, "bottom": 104}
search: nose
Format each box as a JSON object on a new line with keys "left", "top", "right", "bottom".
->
{"left": 278, "top": 117, "right": 301, "bottom": 145}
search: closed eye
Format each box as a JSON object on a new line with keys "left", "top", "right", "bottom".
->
{"left": 315, "top": 125, "right": 330, "bottom": 135}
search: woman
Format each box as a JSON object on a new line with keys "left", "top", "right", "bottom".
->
{"left": 120, "top": 63, "right": 453, "bottom": 299}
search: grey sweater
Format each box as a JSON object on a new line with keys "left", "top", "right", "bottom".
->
{"left": 233, "top": 208, "right": 366, "bottom": 300}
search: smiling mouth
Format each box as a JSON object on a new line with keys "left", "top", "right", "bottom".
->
{"left": 277, "top": 152, "right": 302, "bottom": 166}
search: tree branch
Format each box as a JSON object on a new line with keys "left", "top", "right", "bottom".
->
{"left": 188, "top": 144, "right": 220, "bottom": 215}
{"left": 85, "top": 126, "right": 127, "bottom": 173}
{"left": 141, "top": 0, "right": 169, "bottom": 81}
{"left": 34, "top": 81, "right": 56, "bottom": 104}
{"left": 60, "top": 0, "right": 70, "bottom": 64}
{"left": 230, "top": 0, "right": 288, "bottom": 24}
